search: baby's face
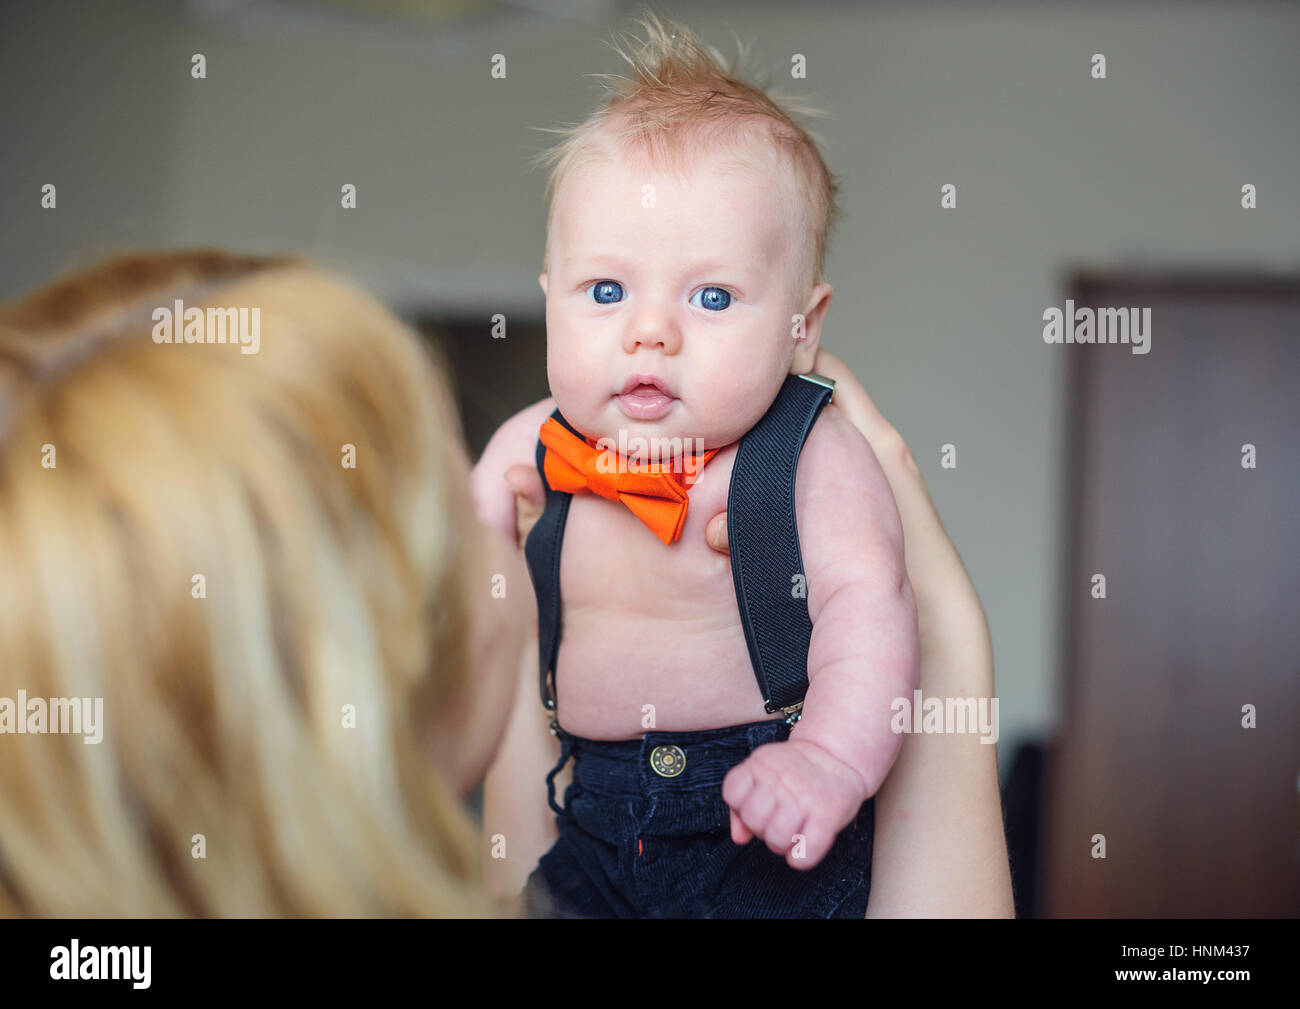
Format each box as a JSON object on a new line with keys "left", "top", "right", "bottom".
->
{"left": 540, "top": 142, "right": 813, "bottom": 458}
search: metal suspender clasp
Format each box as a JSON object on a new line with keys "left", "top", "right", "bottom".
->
{"left": 795, "top": 371, "right": 835, "bottom": 402}
{"left": 544, "top": 673, "right": 560, "bottom": 735}
{"left": 778, "top": 700, "right": 804, "bottom": 727}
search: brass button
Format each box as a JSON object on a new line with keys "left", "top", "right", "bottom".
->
{"left": 650, "top": 744, "right": 686, "bottom": 778}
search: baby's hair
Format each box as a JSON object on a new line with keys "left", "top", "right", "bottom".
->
{"left": 531, "top": 9, "right": 841, "bottom": 296}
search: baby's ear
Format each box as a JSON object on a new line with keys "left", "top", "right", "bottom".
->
{"left": 538, "top": 272, "right": 549, "bottom": 296}
{"left": 791, "top": 282, "right": 832, "bottom": 372}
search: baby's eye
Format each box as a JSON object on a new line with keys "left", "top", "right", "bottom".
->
{"left": 586, "top": 280, "right": 625, "bottom": 305}
{"left": 691, "top": 286, "right": 732, "bottom": 312}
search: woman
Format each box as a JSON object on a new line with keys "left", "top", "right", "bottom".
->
{"left": 0, "top": 250, "right": 529, "bottom": 916}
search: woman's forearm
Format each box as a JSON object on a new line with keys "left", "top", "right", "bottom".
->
{"left": 865, "top": 629, "right": 1015, "bottom": 917}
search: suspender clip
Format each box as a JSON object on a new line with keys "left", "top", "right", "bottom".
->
{"left": 545, "top": 690, "right": 560, "bottom": 735}
{"left": 779, "top": 701, "right": 804, "bottom": 727}
{"left": 795, "top": 371, "right": 835, "bottom": 403}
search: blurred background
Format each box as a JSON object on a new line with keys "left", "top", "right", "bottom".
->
{"left": 1, "top": 0, "right": 1296, "bottom": 917}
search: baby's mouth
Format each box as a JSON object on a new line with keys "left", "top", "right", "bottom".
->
{"left": 619, "top": 374, "right": 676, "bottom": 398}
{"left": 626, "top": 383, "right": 667, "bottom": 398}
{"left": 616, "top": 379, "right": 677, "bottom": 420}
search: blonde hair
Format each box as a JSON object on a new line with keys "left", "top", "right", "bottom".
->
{"left": 0, "top": 250, "right": 513, "bottom": 917}
{"left": 532, "top": 10, "right": 841, "bottom": 296}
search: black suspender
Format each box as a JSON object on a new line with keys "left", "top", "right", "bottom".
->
{"left": 523, "top": 372, "right": 835, "bottom": 722}
{"left": 726, "top": 373, "right": 834, "bottom": 717}
{"left": 523, "top": 411, "right": 581, "bottom": 712}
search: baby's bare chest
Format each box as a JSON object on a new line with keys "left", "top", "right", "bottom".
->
{"left": 558, "top": 445, "right": 740, "bottom": 625}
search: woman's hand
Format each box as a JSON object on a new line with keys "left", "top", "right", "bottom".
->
{"left": 503, "top": 464, "right": 545, "bottom": 547}
{"left": 706, "top": 349, "right": 1015, "bottom": 917}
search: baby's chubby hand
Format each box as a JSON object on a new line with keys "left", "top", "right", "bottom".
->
{"left": 722, "top": 736, "right": 868, "bottom": 870}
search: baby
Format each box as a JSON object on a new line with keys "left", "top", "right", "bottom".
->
{"left": 473, "top": 17, "right": 918, "bottom": 918}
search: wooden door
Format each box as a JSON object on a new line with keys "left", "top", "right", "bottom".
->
{"left": 1040, "top": 274, "right": 1300, "bottom": 917}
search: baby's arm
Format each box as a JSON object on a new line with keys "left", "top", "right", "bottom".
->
{"left": 722, "top": 401, "right": 919, "bottom": 869}
{"left": 470, "top": 395, "right": 556, "bottom": 546}
{"left": 471, "top": 397, "right": 569, "bottom": 898}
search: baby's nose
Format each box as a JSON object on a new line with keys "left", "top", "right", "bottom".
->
{"left": 623, "top": 316, "right": 681, "bottom": 354}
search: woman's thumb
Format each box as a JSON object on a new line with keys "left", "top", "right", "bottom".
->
{"left": 504, "top": 464, "right": 544, "bottom": 507}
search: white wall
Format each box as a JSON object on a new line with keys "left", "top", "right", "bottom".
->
{"left": 4, "top": 0, "right": 1298, "bottom": 780}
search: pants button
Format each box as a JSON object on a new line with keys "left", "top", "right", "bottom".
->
{"left": 650, "top": 743, "right": 686, "bottom": 778}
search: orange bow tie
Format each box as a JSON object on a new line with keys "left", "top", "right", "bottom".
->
{"left": 539, "top": 417, "right": 720, "bottom": 545}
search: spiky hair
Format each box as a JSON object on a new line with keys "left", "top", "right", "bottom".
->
{"left": 531, "top": 10, "right": 841, "bottom": 293}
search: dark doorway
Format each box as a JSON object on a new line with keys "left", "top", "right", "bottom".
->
{"left": 1040, "top": 274, "right": 1300, "bottom": 916}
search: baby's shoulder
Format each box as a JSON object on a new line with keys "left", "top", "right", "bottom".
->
{"left": 797, "top": 401, "right": 900, "bottom": 529}
{"left": 798, "top": 402, "right": 880, "bottom": 485}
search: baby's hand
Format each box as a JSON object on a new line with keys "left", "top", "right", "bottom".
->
{"left": 721, "top": 737, "right": 867, "bottom": 870}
